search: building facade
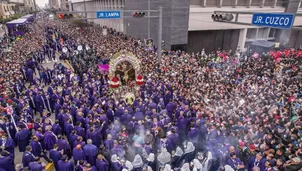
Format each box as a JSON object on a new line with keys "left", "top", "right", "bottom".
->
{"left": 0, "top": 1, "right": 15, "bottom": 18}
{"left": 23, "top": 0, "right": 35, "bottom": 12}
{"left": 70, "top": 0, "right": 302, "bottom": 52}
{"left": 187, "top": 0, "right": 302, "bottom": 53}
{"left": 49, "top": 0, "right": 59, "bottom": 9}
{"left": 71, "top": 0, "right": 190, "bottom": 50}
{"left": 60, "top": 0, "right": 69, "bottom": 11}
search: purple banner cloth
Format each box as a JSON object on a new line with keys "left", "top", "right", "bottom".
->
{"left": 98, "top": 64, "right": 109, "bottom": 72}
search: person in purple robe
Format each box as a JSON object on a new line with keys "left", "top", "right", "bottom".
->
{"left": 56, "top": 135, "right": 70, "bottom": 156}
{"left": 0, "top": 150, "right": 14, "bottom": 171}
{"left": 35, "top": 91, "right": 45, "bottom": 116}
{"left": 187, "top": 126, "right": 199, "bottom": 145}
{"left": 120, "top": 111, "right": 132, "bottom": 126}
{"left": 64, "top": 118, "right": 74, "bottom": 140}
{"left": 52, "top": 120, "right": 62, "bottom": 135}
{"left": 49, "top": 144, "right": 62, "bottom": 171}
{"left": 44, "top": 125, "right": 57, "bottom": 150}
{"left": 26, "top": 68, "right": 34, "bottom": 85}
{"left": 115, "top": 104, "right": 124, "bottom": 120}
{"left": 104, "top": 134, "right": 114, "bottom": 151}
{"left": 166, "top": 129, "right": 179, "bottom": 151}
{"left": 226, "top": 153, "right": 245, "bottom": 171}
{"left": 96, "top": 154, "right": 109, "bottom": 171}
{"left": 86, "top": 121, "right": 105, "bottom": 148}
{"left": 22, "top": 146, "right": 35, "bottom": 167}
{"left": 29, "top": 157, "right": 44, "bottom": 171}
{"left": 58, "top": 155, "right": 74, "bottom": 171}
{"left": 16, "top": 126, "right": 31, "bottom": 152}
{"left": 106, "top": 104, "right": 115, "bottom": 123}
{"left": 85, "top": 163, "right": 98, "bottom": 171}
{"left": 134, "top": 108, "right": 144, "bottom": 121}
{"left": 247, "top": 152, "right": 266, "bottom": 171}
{"left": 69, "top": 130, "right": 78, "bottom": 149}
{"left": 74, "top": 136, "right": 86, "bottom": 148}
{"left": 74, "top": 122, "right": 85, "bottom": 139}
{"left": 30, "top": 136, "right": 43, "bottom": 157}
{"left": 73, "top": 144, "right": 86, "bottom": 165}
{"left": 110, "top": 154, "right": 122, "bottom": 171}
{"left": 83, "top": 139, "right": 98, "bottom": 166}
{"left": 0, "top": 134, "right": 15, "bottom": 156}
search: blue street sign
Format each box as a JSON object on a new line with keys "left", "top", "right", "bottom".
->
{"left": 96, "top": 11, "right": 121, "bottom": 19}
{"left": 252, "top": 13, "right": 295, "bottom": 29}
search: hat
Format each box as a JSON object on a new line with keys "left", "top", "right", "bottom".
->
{"left": 239, "top": 142, "right": 245, "bottom": 147}
{"left": 249, "top": 144, "right": 256, "bottom": 150}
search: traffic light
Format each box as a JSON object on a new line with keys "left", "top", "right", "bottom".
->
{"left": 212, "top": 13, "right": 234, "bottom": 21}
{"left": 133, "top": 12, "right": 145, "bottom": 17}
{"left": 57, "top": 13, "right": 73, "bottom": 19}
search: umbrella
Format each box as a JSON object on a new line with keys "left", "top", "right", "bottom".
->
{"left": 135, "top": 74, "right": 144, "bottom": 86}
{"left": 110, "top": 76, "right": 120, "bottom": 89}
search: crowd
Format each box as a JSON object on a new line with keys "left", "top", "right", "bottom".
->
{"left": 0, "top": 12, "right": 302, "bottom": 171}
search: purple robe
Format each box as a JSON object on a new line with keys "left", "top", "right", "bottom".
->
{"left": 56, "top": 139, "right": 70, "bottom": 152}
{"left": 72, "top": 148, "right": 86, "bottom": 165}
{"left": 30, "top": 141, "right": 43, "bottom": 157}
{"left": 0, "top": 154, "right": 14, "bottom": 171}
{"left": 111, "top": 162, "right": 122, "bottom": 171}
{"left": 49, "top": 149, "right": 62, "bottom": 171}
{"left": 44, "top": 131, "right": 57, "bottom": 150}
{"left": 83, "top": 144, "right": 98, "bottom": 166}
{"left": 104, "top": 139, "right": 114, "bottom": 150}
{"left": 96, "top": 159, "right": 109, "bottom": 171}
{"left": 16, "top": 128, "right": 31, "bottom": 152}
{"left": 0, "top": 138, "right": 14, "bottom": 155}
{"left": 29, "top": 162, "right": 43, "bottom": 171}
{"left": 22, "top": 151, "right": 35, "bottom": 167}
{"left": 57, "top": 160, "right": 74, "bottom": 171}
{"left": 74, "top": 126, "right": 85, "bottom": 138}
{"left": 52, "top": 123, "right": 62, "bottom": 135}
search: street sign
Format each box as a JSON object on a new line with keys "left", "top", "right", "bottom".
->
{"left": 96, "top": 11, "right": 121, "bottom": 19}
{"left": 252, "top": 13, "right": 295, "bottom": 29}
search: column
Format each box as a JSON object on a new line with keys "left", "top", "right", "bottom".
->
{"left": 200, "top": 0, "right": 206, "bottom": 7}
{"left": 218, "top": 0, "right": 223, "bottom": 8}
{"left": 272, "top": 0, "right": 277, "bottom": 8}
{"left": 237, "top": 28, "right": 247, "bottom": 52}
{"left": 255, "top": 28, "right": 259, "bottom": 40}
{"left": 247, "top": 0, "right": 252, "bottom": 8}
{"left": 260, "top": 0, "right": 265, "bottom": 8}
{"left": 233, "top": 0, "right": 238, "bottom": 7}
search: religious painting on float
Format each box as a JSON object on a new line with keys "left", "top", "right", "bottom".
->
{"left": 109, "top": 51, "right": 141, "bottom": 87}
{"left": 115, "top": 61, "right": 135, "bottom": 86}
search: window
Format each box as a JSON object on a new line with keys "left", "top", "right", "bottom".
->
{"left": 269, "top": 28, "right": 276, "bottom": 38}
{"left": 246, "top": 28, "right": 257, "bottom": 40}
{"left": 257, "top": 28, "right": 267, "bottom": 39}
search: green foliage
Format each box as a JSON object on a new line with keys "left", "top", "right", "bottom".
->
{"left": 0, "top": 13, "right": 25, "bottom": 24}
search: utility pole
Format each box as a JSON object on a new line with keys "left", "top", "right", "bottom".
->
{"left": 157, "top": 6, "right": 162, "bottom": 65}
{"left": 84, "top": 0, "right": 87, "bottom": 18}
{"left": 147, "top": 0, "right": 150, "bottom": 39}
